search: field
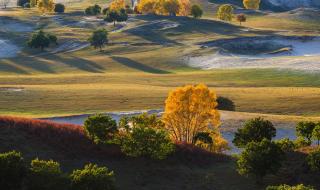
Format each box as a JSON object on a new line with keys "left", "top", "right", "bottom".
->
{"left": 1, "top": 3, "right": 320, "bottom": 119}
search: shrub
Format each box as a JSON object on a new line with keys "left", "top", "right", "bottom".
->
{"left": 130, "top": 113, "right": 164, "bottom": 129}
{"left": 294, "top": 136, "right": 311, "bottom": 148}
{"left": 84, "top": 114, "right": 117, "bottom": 144}
{"left": 54, "top": 3, "right": 65, "bottom": 13}
{"left": 88, "top": 28, "right": 108, "bottom": 51}
{"left": 296, "top": 121, "right": 316, "bottom": 144}
{"left": 26, "top": 158, "right": 69, "bottom": 190}
{"left": 120, "top": 126, "right": 174, "bottom": 159}
{"left": 217, "top": 96, "right": 235, "bottom": 111}
{"left": 233, "top": 117, "right": 276, "bottom": 148}
{"left": 307, "top": 149, "right": 320, "bottom": 171}
{"left": 17, "top": 0, "right": 29, "bottom": 6}
{"left": 0, "top": 151, "right": 26, "bottom": 190}
{"left": 237, "top": 139, "right": 284, "bottom": 183}
{"left": 194, "top": 130, "right": 229, "bottom": 153}
{"left": 85, "top": 4, "right": 101, "bottom": 15}
{"left": 275, "top": 138, "right": 295, "bottom": 152}
{"left": 266, "top": 184, "right": 315, "bottom": 190}
{"left": 312, "top": 125, "right": 320, "bottom": 145}
{"left": 70, "top": 163, "right": 115, "bottom": 190}
{"left": 191, "top": 4, "right": 202, "bottom": 18}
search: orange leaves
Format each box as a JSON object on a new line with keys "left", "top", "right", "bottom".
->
{"left": 110, "top": 0, "right": 126, "bottom": 11}
{"left": 163, "top": 84, "right": 221, "bottom": 144}
{"left": 137, "top": 0, "right": 191, "bottom": 16}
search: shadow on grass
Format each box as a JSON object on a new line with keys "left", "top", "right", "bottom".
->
{"left": 110, "top": 56, "right": 171, "bottom": 74}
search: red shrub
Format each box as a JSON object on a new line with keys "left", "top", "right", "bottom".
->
{"left": 0, "top": 116, "right": 123, "bottom": 158}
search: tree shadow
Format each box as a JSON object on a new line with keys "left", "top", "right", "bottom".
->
{"left": 110, "top": 56, "right": 171, "bottom": 74}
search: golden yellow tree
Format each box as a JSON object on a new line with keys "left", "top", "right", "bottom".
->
{"left": 178, "top": 0, "right": 191, "bottom": 16}
{"left": 109, "top": 0, "right": 126, "bottom": 11}
{"left": 37, "top": 0, "right": 55, "bottom": 13}
{"left": 137, "top": 0, "right": 157, "bottom": 14}
{"left": 162, "top": 84, "right": 221, "bottom": 143}
{"left": 243, "top": 0, "right": 260, "bottom": 10}
{"left": 163, "top": 0, "right": 180, "bottom": 16}
{"left": 217, "top": 4, "right": 233, "bottom": 21}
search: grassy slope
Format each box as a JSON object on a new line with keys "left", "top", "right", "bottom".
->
{"left": 1, "top": 116, "right": 320, "bottom": 190}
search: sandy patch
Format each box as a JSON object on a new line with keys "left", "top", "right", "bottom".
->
{"left": 186, "top": 36, "right": 320, "bottom": 72}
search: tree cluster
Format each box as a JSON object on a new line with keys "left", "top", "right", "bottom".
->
{"left": 27, "top": 30, "right": 57, "bottom": 51}
{"left": 0, "top": 151, "right": 115, "bottom": 190}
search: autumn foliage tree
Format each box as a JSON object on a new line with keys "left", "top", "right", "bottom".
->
{"left": 163, "top": 84, "right": 221, "bottom": 144}
{"left": 37, "top": 0, "right": 55, "bottom": 13}
{"left": 109, "top": 0, "right": 126, "bottom": 11}
{"left": 137, "top": 0, "right": 190, "bottom": 16}
{"left": 243, "top": 0, "right": 260, "bottom": 10}
{"left": 217, "top": 4, "right": 233, "bottom": 22}
{"left": 236, "top": 14, "right": 246, "bottom": 25}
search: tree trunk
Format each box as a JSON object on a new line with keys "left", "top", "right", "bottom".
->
{"left": 114, "top": 21, "right": 116, "bottom": 27}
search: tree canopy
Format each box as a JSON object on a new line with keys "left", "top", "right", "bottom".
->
{"left": 217, "top": 4, "right": 233, "bottom": 21}
{"left": 88, "top": 28, "right": 108, "bottom": 51}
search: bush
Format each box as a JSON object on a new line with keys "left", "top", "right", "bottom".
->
{"left": 266, "top": 184, "right": 315, "bottom": 190}
{"left": 294, "top": 136, "right": 311, "bottom": 148}
{"left": 102, "top": 7, "right": 109, "bottom": 15}
{"left": 120, "top": 126, "right": 174, "bottom": 159}
{"left": 237, "top": 139, "right": 284, "bottom": 183}
{"left": 70, "top": 163, "right": 115, "bottom": 190}
{"left": 275, "top": 138, "right": 295, "bottom": 152}
{"left": 233, "top": 117, "right": 276, "bottom": 148}
{"left": 17, "top": 0, "right": 29, "bottom": 6}
{"left": 191, "top": 4, "right": 203, "bottom": 18}
{"left": 26, "top": 158, "right": 69, "bottom": 190}
{"left": 296, "top": 121, "right": 316, "bottom": 144}
{"left": 307, "top": 149, "right": 320, "bottom": 171}
{"left": 217, "top": 96, "right": 235, "bottom": 111}
{"left": 54, "top": 3, "right": 65, "bottom": 13}
{"left": 0, "top": 151, "right": 26, "bottom": 190}
{"left": 85, "top": 4, "right": 101, "bottom": 15}
{"left": 84, "top": 114, "right": 117, "bottom": 144}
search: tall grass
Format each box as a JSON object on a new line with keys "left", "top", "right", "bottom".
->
{"left": 0, "top": 116, "right": 123, "bottom": 158}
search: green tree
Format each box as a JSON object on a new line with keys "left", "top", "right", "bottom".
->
{"left": 104, "top": 9, "right": 128, "bottom": 26}
{"left": 307, "top": 149, "right": 320, "bottom": 171}
{"left": 275, "top": 138, "right": 295, "bottom": 152}
{"left": 233, "top": 117, "right": 276, "bottom": 148}
{"left": 28, "top": 30, "right": 57, "bottom": 51}
{"left": 130, "top": 113, "right": 164, "bottom": 129}
{"left": 312, "top": 125, "right": 320, "bottom": 145}
{"left": 0, "top": 151, "right": 26, "bottom": 190}
{"left": 120, "top": 126, "right": 174, "bottom": 159}
{"left": 217, "top": 4, "right": 233, "bottom": 21}
{"left": 191, "top": 4, "right": 203, "bottom": 18}
{"left": 84, "top": 114, "right": 117, "bottom": 144}
{"left": 88, "top": 29, "right": 108, "bottom": 51}
{"left": 296, "top": 121, "right": 316, "bottom": 144}
{"left": 85, "top": 4, "right": 101, "bottom": 15}
{"left": 26, "top": 158, "right": 68, "bottom": 190}
{"left": 54, "top": 3, "right": 65, "bottom": 13}
{"left": 237, "top": 139, "right": 284, "bottom": 183}
{"left": 70, "top": 163, "right": 115, "bottom": 190}
{"left": 266, "top": 184, "right": 315, "bottom": 190}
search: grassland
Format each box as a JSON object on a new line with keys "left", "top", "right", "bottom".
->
{"left": 0, "top": 1, "right": 320, "bottom": 119}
